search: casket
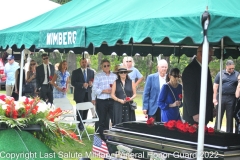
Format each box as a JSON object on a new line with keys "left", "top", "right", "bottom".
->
{"left": 104, "top": 121, "right": 240, "bottom": 160}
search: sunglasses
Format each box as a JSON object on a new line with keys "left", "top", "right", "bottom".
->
{"left": 103, "top": 65, "right": 110, "bottom": 68}
{"left": 171, "top": 75, "right": 181, "bottom": 78}
{"left": 43, "top": 57, "right": 49, "bottom": 60}
{"left": 30, "top": 63, "right": 36, "bottom": 66}
{"left": 126, "top": 61, "right": 132, "bottom": 62}
{"left": 119, "top": 71, "right": 127, "bottom": 74}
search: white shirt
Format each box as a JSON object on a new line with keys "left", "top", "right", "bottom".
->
{"left": 43, "top": 63, "right": 51, "bottom": 84}
{"left": 159, "top": 74, "right": 166, "bottom": 91}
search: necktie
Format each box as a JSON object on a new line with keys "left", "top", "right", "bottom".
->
{"left": 47, "top": 65, "right": 50, "bottom": 82}
{"left": 83, "top": 69, "right": 87, "bottom": 82}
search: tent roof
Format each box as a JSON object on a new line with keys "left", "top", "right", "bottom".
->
{"left": 0, "top": 0, "right": 60, "bottom": 30}
{"left": 0, "top": 0, "right": 240, "bottom": 58}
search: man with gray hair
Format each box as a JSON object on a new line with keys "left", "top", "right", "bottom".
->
{"left": 213, "top": 59, "right": 239, "bottom": 133}
{"left": 143, "top": 59, "right": 168, "bottom": 122}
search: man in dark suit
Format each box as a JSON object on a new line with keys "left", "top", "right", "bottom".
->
{"left": 182, "top": 45, "right": 216, "bottom": 125}
{"left": 36, "top": 54, "right": 55, "bottom": 104}
{"left": 71, "top": 58, "right": 94, "bottom": 131}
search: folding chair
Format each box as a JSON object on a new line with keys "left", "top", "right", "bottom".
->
{"left": 76, "top": 102, "right": 99, "bottom": 140}
{"left": 53, "top": 98, "right": 81, "bottom": 140}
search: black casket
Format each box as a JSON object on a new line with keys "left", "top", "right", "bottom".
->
{"left": 104, "top": 121, "right": 240, "bottom": 160}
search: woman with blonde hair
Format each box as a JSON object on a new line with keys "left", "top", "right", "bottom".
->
{"left": 25, "top": 60, "right": 37, "bottom": 97}
{"left": 50, "top": 60, "right": 70, "bottom": 98}
{"left": 123, "top": 56, "right": 143, "bottom": 87}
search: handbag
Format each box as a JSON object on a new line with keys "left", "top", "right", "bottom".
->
{"left": 120, "top": 83, "right": 137, "bottom": 110}
{"left": 24, "top": 83, "right": 34, "bottom": 93}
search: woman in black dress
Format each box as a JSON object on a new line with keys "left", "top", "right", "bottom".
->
{"left": 111, "top": 66, "right": 136, "bottom": 125}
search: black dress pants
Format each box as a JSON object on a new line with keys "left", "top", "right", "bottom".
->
{"left": 214, "top": 95, "right": 236, "bottom": 133}
{"left": 76, "top": 92, "right": 89, "bottom": 130}
{"left": 96, "top": 98, "right": 113, "bottom": 141}
{"left": 39, "top": 85, "right": 53, "bottom": 104}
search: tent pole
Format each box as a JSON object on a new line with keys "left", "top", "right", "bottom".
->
{"left": 18, "top": 50, "right": 25, "bottom": 99}
{"left": 217, "top": 39, "right": 224, "bottom": 129}
{"left": 197, "top": 10, "right": 209, "bottom": 160}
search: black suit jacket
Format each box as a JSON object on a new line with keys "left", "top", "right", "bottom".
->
{"left": 36, "top": 64, "right": 55, "bottom": 90}
{"left": 71, "top": 68, "right": 94, "bottom": 102}
{"left": 182, "top": 58, "right": 214, "bottom": 124}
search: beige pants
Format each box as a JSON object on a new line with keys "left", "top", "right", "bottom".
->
{"left": 6, "top": 84, "right": 14, "bottom": 96}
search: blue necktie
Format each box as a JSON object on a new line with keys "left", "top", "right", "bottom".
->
{"left": 83, "top": 69, "right": 87, "bottom": 82}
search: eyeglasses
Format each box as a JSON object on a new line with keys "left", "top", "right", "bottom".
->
{"left": 126, "top": 61, "right": 132, "bottom": 62}
{"left": 30, "top": 63, "right": 36, "bottom": 66}
{"left": 171, "top": 75, "right": 181, "bottom": 78}
{"left": 43, "top": 57, "right": 49, "bottom": 60}
{"left": 103, "top": 65, "right": 110, "bottom": 68}
{"left": 119, "top": 71, "right": 127, "bottom": 74}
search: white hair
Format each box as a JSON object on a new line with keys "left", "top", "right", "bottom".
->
{"left": 157, "top": 59, "right": 168, "bottom": 66}
{"left": 123, "top": 56, "right": 135, "bottom": 67}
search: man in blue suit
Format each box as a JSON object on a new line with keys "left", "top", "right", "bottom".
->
{"left": 143, "top": 59, "right": 168, "bottom": 122}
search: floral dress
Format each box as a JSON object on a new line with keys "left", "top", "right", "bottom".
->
{"left": 53, "top": 70, "right": 70, "bottom": 98}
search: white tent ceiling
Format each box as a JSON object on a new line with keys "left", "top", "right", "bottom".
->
{"left": 0, "top": 0, "right": 60, "bottom": 30}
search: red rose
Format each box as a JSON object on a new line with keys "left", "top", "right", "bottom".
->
{"left": 184, "top": 123, "right": 190, "bottom": 130}
{"left": 176, "top": 120, "right": 183, "bottom": 129}
{"left": 0, "top": 95, "right": 6, "bottom": 101}
{"left": 167, "top": 120, "right": 176, "bottom": 128}
{"left": 62, "top": 87, "right": 66, "bottom": 91}
{"left": 188, "top": 126, "right": 196, "bottom": 133}
{"left": 147, "top": 117, "right": 155, "bottom": 125}
{"left": 125, "top": 97, "right": 131, "bottom": 101}
{"left": 49, "top": 76, "right": 53, "bottom": 81}
{"left": 109, "top": 84, "right": 113, "bottom": 88}
{"left": 208, "top": 127, "right": 215, "bottom": 133}
{"left": 179, "top": 94, "right": 182, "bottom": 100}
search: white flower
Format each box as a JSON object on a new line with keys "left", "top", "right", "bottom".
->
{"left": 1, "top": 104, "right": 7, "bottom": 110}
{"left": 0, "top": 99, "right": 5, "bottom": 105}
{"left": 37, "top": 101, "right": 50, "bottom": 112}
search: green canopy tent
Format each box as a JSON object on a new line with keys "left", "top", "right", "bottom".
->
{"left": 0, "top": 0, "right": 240, "bottom": 58}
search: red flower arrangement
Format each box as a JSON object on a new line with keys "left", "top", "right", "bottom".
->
{"left": 164, "top": 120, "right": 215, "bottom": 134}
{"left": 0, "top": 95, "right": 83, "bottom": 147}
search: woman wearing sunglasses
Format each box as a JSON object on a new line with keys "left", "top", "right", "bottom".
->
{"left": 25, "top": 60, "right": 37, "bottom": 97}
{"left": 157, "top": 68, "right": 183, "bottom": 122}
{"left": 111, "top": 66, "right": 136, "bottom": 125}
